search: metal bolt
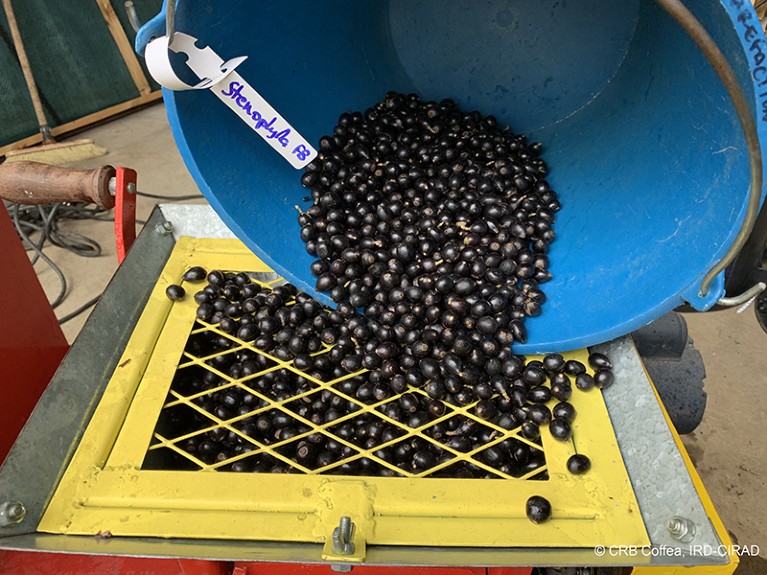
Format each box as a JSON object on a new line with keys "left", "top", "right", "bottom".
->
{"left": 667, "top": 516, "right": 696, "bottom": 543}
{"left": 155, "top": 221, "right": 174, "bottom": 235}
{"left": 0, "top": 501, "right": 26, "bottom": 526}
{"left": 331, "top": 565, "right": 353, "bottom": 573}
{"left": 339, "top": 516, "right": 352, "bottom": 543}
{"left": 332, "top": 516, "right": 355, "bottom": 555}
{"left": 127, "top": 182, "right": 137, "bottom": 194}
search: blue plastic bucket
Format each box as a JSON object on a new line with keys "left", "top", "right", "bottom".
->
{"left": 137, "top": 0, "right": 767, "bottom": 353}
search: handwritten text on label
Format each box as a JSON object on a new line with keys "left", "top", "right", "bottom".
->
{"left": 730, "top": 0, "right": 767, "bottom": 122}
{"left": 221, "top": 81, "right": 294, "bottom": 147}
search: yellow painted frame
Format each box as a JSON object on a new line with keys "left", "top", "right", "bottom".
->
{"left": 40, "top": 238, "right": 649, "bottom": 551}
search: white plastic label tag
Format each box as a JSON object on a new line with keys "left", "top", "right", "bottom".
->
{"left": 145, "top": 33, "right": 317, "bottom": 170}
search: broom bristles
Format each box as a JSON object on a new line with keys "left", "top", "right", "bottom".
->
{"left": 4, "top": 139, "right": 107, "bottom": 165}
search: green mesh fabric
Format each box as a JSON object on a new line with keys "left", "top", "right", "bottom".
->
{"left": 0, "top": 0, "right": 161, "bottom": 148}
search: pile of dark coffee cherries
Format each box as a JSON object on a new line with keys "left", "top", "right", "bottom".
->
{"left": 155, "top": 92, "right": 620, "bottom": 524}
{"left": 298, "top": 93, "right": 561, "bottom": 405}
{"left": 160, "top": 266, "right": 614, "bottom": 523}
{"left": 160, "top": 267, "right": 614, "bottom": 473}
{"left": 297, "top": 98, "right": 615, "bottom": 427}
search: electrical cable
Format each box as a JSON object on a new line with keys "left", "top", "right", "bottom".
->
{"left": 6, "top": 187, "right": 201, "bottom": 325}
{"left": 10, "top": 203, "right": 67, "bottom": 309}
{"left": 57, "top": 295, "right": 100, "bottom": 324}
{"left": 136, "top": 190, "right": 203, "bottom": 200}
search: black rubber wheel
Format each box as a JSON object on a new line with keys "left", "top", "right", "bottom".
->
{"left": 756, "top": 288, "right": 767, "bottom": 334}
{"left": 632, "top": 312, "right": 707, "bottom": 435}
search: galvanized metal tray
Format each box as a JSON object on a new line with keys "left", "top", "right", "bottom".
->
{"left": 0, "top": 206, "right": 733, "bottom": 568}
{"left": 39, "top": 237, "right": 647, "bottom": 555}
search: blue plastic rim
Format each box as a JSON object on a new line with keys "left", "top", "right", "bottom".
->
{"left": 137, "top": 0, "right": 767, "bottom": 353}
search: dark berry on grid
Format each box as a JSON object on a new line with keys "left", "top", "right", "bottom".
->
{"left": 552, "top": 403, "right": 576, "bottom": 424}
{"left": 166, "top": 284, "right": 185, "bottom": 301}
{"left": 182, "top": 266, "right": 207, "bottom": 282}
{"left": 567, "top": 454, "right": 591, "bottom": 475}
{"left": 549, "top": 418, "right": 572, "bottom": 441}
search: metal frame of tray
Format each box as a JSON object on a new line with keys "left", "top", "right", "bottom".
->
{"left": 0, "top": 205, "right": 731, "bottom": 568}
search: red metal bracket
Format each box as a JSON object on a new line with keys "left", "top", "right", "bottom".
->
{"left": 114, "top": 167, "right": 137, "bottom": 264}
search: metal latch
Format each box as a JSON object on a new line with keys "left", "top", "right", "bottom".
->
{"left": 322, "top": 515, "right": 366, "bottom": 566}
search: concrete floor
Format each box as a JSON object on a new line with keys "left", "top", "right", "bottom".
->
{"left": 16, "top": 103, "right": 767, "bottom": 572}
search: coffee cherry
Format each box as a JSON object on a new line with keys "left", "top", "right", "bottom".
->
{"left": 567, "top": 454, "right": 591, "bottom": 474}
{"left": 166, "top": 284, "right": 185, "bottom": 301}
{"left": 526, "top": 495, "right": 552, "bottom": 524}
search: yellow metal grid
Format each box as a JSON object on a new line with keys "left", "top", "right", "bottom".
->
{"left": 143, "top": 327, "right": 549, "bottom": 479}
{"left": 40, "top": 237, "right": 650, "bottom": 550}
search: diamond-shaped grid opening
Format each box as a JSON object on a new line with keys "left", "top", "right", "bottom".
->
{"left": 383, "top": 388, "right": 457, "bottom": 426}
{"left": 280, "top": 388, "right": 360, "bottom": 429}
{"left": 179, "top": 370, "right": 229, "bottom": 399}
{"left": 422, "top": 415, "right": 548, "bottom": 480}
{"left": 426, "top": 415, "right": 501, "bottom": 448}
{"left": 217, "top": 449, "right": 260, "bottom": 473}
{"left": 423, "top": 415, "right": 507, "bottom": 476}
{"left": 374, "top": 399, "right": 433, "bottom": 430}
{"left": 353, "top": 378, "right": 402, "bottom": 406}
{"left": 220, "top": 348, "right": 279, "bottom": 381}
{"left": 506, "top": 437, "right": 547, "bottom": 478}
{"left": 327, "top": 414, "right": 407, "bottom": 450}
{"left": 280, "top": 392, "right": 320, "bottom": 422}
{"left": 280, "top": 393, "right": 354, "bottom": 428}
{"left": 331, "top": 373, "right": 374, "bottom": 400}
{"left": 321, "top": 457, "right": 407, "bottom": 477}
{"left": 187, "top": 389, "right": 241, "bottom": 424}
{"left": 271, "top": 436, "right": 338, "bottom": 473}
{"left": 240, "top": 367, "right": 316, "bottom": 402}
{"left": 430, "top": 461, "right": 502, "bottom": 479}
{"left": 371, "top": 436, "right": 455, "bottom": 476}
{"left": 231, "top": 408, "right": 307, "bottom": 447}
{"left": 472, "top": 436, "right": 547, "bottom": 479}
{"left": 191, "top": 385, "right": 268, "bottom": 423}
{"left": 143, "top": 447, "right": 202, "bottom": 471}
{"left": 310, "top": 438, "right": 360, "bottom": 473}
{"left": 202, "top": 348, "right": 250, "bottom": 376}
{"left": 166, "top": 364, "right": 212, "bottom": 398}
{"left": 184, "top": 324, "right": 219, "bottom": 356}
{"left": 218, "top": 450, "right": 301, "bottom": 473}
{"left": 152, "top": 403, "right": 215, "bottom": 440}
{"left": 286, "top": 348, "right": 349, "bottom": 383}
{"left": 527, "top": 468, "right": 549, "bottom": 481}
{"left": 141, "top": 424, "right": 245, "bottom": 471}
{"left": 183, "top": 325, "right": 240, "bottom": 359}
{"left": 211, "top": 451, "right": 299, "bottom": 474}
{"left": 410, "top": 444, "right": 455, "bottom": 476}
{"left": 183, "top": 426, "right": 255, "bottom": 466}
